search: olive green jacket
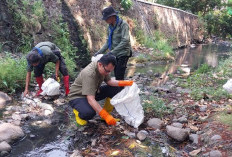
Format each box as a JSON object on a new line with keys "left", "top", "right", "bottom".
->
{"left": 98, "top": 20, "right": 131, "bottom": 58}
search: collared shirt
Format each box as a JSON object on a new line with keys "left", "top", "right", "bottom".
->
{"left": 98, "top": 20, "right": 131, "bottom": 58}
{"left": 68, "top": 61, "right": 111, "bottom": 101}
{"left": 27, "top": 42, "right": 59, "bottom": 72}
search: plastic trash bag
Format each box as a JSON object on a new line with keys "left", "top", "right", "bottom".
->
{"left": 91, "top": 54, "right": 103, "bottom": 62}
{"left": 110, "top": 83, "right": 144, "bottom": 128}
{"left": 41, "top": 78, "right": 60, "bottom": 96}
{"left": 223, "top": 79, "right": 232, "bottom": 94}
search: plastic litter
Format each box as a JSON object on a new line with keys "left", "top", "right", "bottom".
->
{"left": 223, "top": 79, "right": 232, "bottom": 94}
{"left": 40, "top": 78, "right": 60, "bottom": 96}
{"left": 91, "top": 54, "right": 103, "bottom": 62}
{"left": 110, "top": 83, "right": 144, "bottom": 128}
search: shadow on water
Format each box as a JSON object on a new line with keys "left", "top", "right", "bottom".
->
{"left": 127, "top": 44, "right": 231, "bottom": 86}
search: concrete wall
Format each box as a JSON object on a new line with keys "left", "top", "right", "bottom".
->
{"left": 134, "top": 0, "right": 203, "bottom": 47}
{"left": 0, "top": 0, "right": 204, "bottom": 52}
{"left": 64, "top": 0, "right": 203, "bottom": 51}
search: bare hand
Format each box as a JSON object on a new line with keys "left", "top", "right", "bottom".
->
{"left": 23, "top": 89, "right": 29, "bottom": 97}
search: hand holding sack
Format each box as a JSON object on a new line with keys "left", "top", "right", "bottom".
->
{"left": 99, "top": 109, "right": 116, "bottom": 125}
{"left": 118, "top": 80, "right": 133, "bottom": 86}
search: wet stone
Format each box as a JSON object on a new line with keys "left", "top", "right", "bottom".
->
{"left": 177, "top": 116, "right": 188, "bottom": 123}
{"left": 166, "top": 125, "right": 189, "bottom": 142}
{"left": 171, "top": 122, "right": 183, "bottom": 128}
{"left": 137, "top": 130, "right": 148, "bottom": 141}
{"left": 189, "top": 134, "right": 199, "bottom": 144}
{"left": 210, "top": 135, "right": 222, "bottom": 142}
{"left": 209, "top": 150, "right": 222, "bottom": 157}
{"left": 0, "top": 151, "right": 9, "bottom": 157}
{"left": 147, "top": 118, "right": 163, "bottom": 129}
{"left": 199, "top": 105, "right": 207, "bottom": 112}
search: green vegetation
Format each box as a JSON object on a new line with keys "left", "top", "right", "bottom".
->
{"left": 7, "top": 0, "right": 46, "bottom": 53}
{"left": 120, "top": 0, "right": 133, "bottom": 11}
{"left": 178, "top": 60, "right": 232, "bottom": 100}
{"left": 217, "top": 110, "right": 232, "bottom": 130}
{"left": 1, "top": 0, "right": 79, "bottom": 93}
{"left": 52, "top": 21, "right": 77, "bottom": 79}
{"left": 135, "top": 54, "right": 149, "bottom": 63}
{"left": 135, "top": 26, "right": 174, "bottom": 60}
{"left": 0, "top": 54, "right": 27, "bottom": 93}
{"left": 142, "top": 96, "right": 173, "bottom": 118}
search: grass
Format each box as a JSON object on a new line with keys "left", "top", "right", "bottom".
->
{"left": 216, "top": 110, "right": 232, "bottom": 130}
{"left": 178, "top": 59, "right": 232, "bottom": 100}
{"left": 0, "top": 54, "right": 27, "bottom": 93}
{"left": 135, "top": 54, "right": 149, "bottom": 63}
{"left": 142, "top": 95, "right": 173, "bottom": 118}
{"left": 135, "top": 26, "right": 174, "bottom": 61}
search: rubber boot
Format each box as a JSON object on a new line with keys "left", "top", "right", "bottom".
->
{"left": 63, "top": 75, "right": 70, "bottom": 96}
{"left": 103, "top": 97, "right": 114, "bottom": 113}
{"left": 102, "top": 98, "right": 120, "bottom": 122}
{"left": 73, "top": 109, "right": 87, "bottom": 125}
{"left": 36, "top": 76, "right": 44, "bottom": 96}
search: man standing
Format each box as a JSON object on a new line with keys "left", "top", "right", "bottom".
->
{"left": 68, "top": 54, "right": 133, "bottom": 126}
{"left": 95, "top": 6, "right": 132, "bottom": 80}
{"left": 23, "top": 41, "right": 70, "bottom": 96}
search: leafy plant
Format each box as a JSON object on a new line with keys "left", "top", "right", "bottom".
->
{"left": 0, "top": 54, "right": 27, "bottom": 93}
{"left": 52, "top": 21, "right": 78, "bottom": 79}
{"left": 178, "top": 57, "right": 232, "bottom": 100}
{"left": 120, "top": 0, "right": 133, "bottom": 11}
{"left": 143, "top": 96, "right": 173, "bottom": 118}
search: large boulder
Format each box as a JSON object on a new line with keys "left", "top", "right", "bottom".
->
{"left": 0, "top": 123, "right": 24, "bottom": 143}
{"left": 166, "top": 125, "right": 189, "bottom": 142}
{"left": 0, "top": 92, "right": 12, "bottom": 109}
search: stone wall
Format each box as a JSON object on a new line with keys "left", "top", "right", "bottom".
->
{"left": 64, "top": 0, "right": 203, "bottom": 51}
{"left": 134, "top": 0, "right": 203, "bottom": 47}
{"left": 0, "top": 0, "right": 204, "bottom": 53}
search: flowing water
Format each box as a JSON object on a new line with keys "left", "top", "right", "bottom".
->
{"left": 7, "top": 44, "right": 232, "bottom": 157}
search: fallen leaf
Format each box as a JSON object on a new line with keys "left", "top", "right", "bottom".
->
{"left": 189, "top": 148, "right": 201, "bottom": 156}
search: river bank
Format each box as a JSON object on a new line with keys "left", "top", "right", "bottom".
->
{"left": 0, "top": 44, "right": 232, "bottom": 156}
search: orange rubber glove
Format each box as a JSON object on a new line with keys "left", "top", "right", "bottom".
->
{"left": 118, "top": 80, "right": 133, "bottom": 86}
{"left": 99, "top": 109, "right": 116, "bottom": 125}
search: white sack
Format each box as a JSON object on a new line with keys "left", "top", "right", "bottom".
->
{"left": 110, "top": 83, "right": 144, "bottom": 128}
{"left": 223, "top": 79, "right": 232, "bottom": 94}
{"left": 91, "top": 54, "right": 103, "bottom": 62}
{"left": 41, "top": 78, "right": 60, "bottom": 96}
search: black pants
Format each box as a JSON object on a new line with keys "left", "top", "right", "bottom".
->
{"left": 34, "top": 57, "right": 68, "bottom": 77}
{"left": 69, "top": 85, "right": 121, "bottom": 120}
{"left": 114, "top": 56, "right": 129, "bottom": 80}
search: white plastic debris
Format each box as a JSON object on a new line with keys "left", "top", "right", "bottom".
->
{"left": 41, "top": 78, "right": 60, "bottom": 96}
{"left": 110, "top": 83, "right": 144, "bottom": 128}
{"left": 91, "top": 54, "right": 103, "bottom": 62}
{"left": 223, "top": 79, "right": 232, "bottom": 94}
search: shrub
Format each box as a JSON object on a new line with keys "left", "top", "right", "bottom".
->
{"left": 120, "top": 0, "right": 133, "bottom": 11}
{"left": 142, "top": 96, "right": 173, "bottom": 118}
{"left": 0, "top": 54, "right": 27, "bottom": 93}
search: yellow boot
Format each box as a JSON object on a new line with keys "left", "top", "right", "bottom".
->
{"left": 103, "top": 97, "right": 114, "bottom": 113}
{"left": 102, "top": 98, "right": 120, "bottom": 122}
{"left": 73, "top": 109, "right": 87, "bottom": 125}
